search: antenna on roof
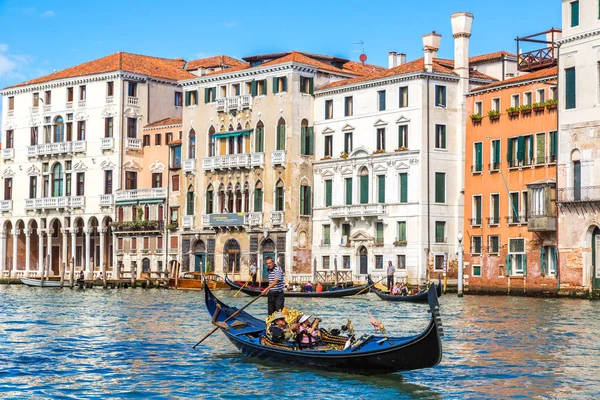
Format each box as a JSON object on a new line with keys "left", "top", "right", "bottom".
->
{"left": 354, "top": 40, "right": 367, "bottom": 65}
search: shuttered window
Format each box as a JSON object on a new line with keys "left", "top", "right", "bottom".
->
{"left": 536, "top": 133, "right": 546, "bottom": 164}
{"left": 325, "top": 180, "right": 332, "bottom": 207}
{"left": 377, "top": 175, "right": 385, "bottom": 203}
{"left": 474, "top": 142, "right": 482, "bottom": 172}
{"left": 435, "top": 221, "right": 445, "bottom": 243}
{"left": 360, "top": 175, "right": 369, "bottom": 204}
{"left": 571, "top": 1, "right": 579, "bottom": 27}
{"left": 565, "top": 67, "right": 576, "bottom": 109}
{"left": 399, "top": 173, "right": 408, "bottom": 203}
{"left": 300, "top": 185, "right": 311, "bottom": 215}
{"left": 397, "top": 221, "right": 406, "bottom": 242}
{"left": 255, "top": 126, "right": 264, "bottom": 152}
{"left": 378, "top": 90, "right": 386, "bottom": 111}
{"left": 276, "top": 124, "right": 285, "bottom": 150}
{"left": 254, "top": 188, "right": 263, "bottom": 212}
{"left": 574, "top": 161, "right": 581, "bottom": 200}
{"left": 435, "top": 173, "right": 445, "bottom": 203}
{"left": 345, "top": 178, "right": 352, "bottom": 205}
{"left": 549, "top": 131, "right": 557, "bottom": 162}
{"left": 492, "top": 194, "right": 500, "bottom": 223}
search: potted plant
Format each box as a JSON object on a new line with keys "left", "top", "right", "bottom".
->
{"left": 470, "top": 114, "right": 482, "bottom": 122}
{"left": 321, "top": 155, "right": 332, "bottom": 160}
{"left": 488, "top": 110, "right": 500, "bottom": 121}
{"left": 166, "top": 223, "right": 178, "bottom": 230}
{"left": 394, "top": 146, "right": 408, "bottom": 152}
{"left": 373, "top": 149, "right": 386, "bottom": 154}
{"left": 545, "top": 98, "right": 558, "bottom": 109}
{"left": 340, "top": 151, "right": 349, "bottom": 159}
{"left": 532, "top": 102, "right": 545, "bottom": 111}
{"left": 506, "top": 107, "right": 519, "bottom": 117}
{"left": 520, "top": 104, "right": 532, "bottom": 114}
{"left": 393, "top": 240, "right": 408, "bottom": 246}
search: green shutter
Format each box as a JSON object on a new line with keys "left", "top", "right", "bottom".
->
{"left": 300, "top": 186, "right": 306, "bottom": 215}
{"left": 185, "top": 91, "right": 191, "bottom": 106}
{"left": 254, "top": 189, "right": 263, "bottom": 212}
{"left": 493, "top": 195, "right": 499, "bottom": 221}
{"left": 505, "top": 254, "right": 512, "bottom": 276}
{"left": 345, "top": 178, "right": 352, "bottom": 205}
{"left": 435, "top": 222, "right": 444, "bottom": 241}
{"left": 475, "top": 196, "right": 481, "bottom": 222}
{"left": 307, "top": 127, "right": 314, "bottom": 155}
{"left": 522, "top": 253, "right": 527, "bottom": 275}
{"left": 251, "top": 80, "right": 257, "bottom": 97}
{"left": 540, "top": 247, "right": 547, "bottom": 276}
{"left": 550, "top": 132, "right": 557, "bottom": 158}
{"left": 204, "top": 88, "right": 210, "bottom": 103}
{"left": 507, "top": 138, "right": 513, "bottom": 162}
{"left": 211, "top": 88, "right": 216, "bottom": 101}
{"left": 494, "top": 141, "right": 500, "bottom": 164}
{"left": 308, "top": 78, "right": 314, "bottom": 94}
{"left": 475, "top": 143, "right": 482, "bottom": 170}
{"left": 399, "top": 221, "right": 406, "bottom": 241}
{"left": 325, "top": 180, "right": 332, "bottom": 207}
{"left": 441, "top": 126, "right": 446, "bottom": 148}
{"left": 277, "top": 125, "right": 285, "bottom": 150}
{"left": 192, "top": 90, "right": 198, "bottom": 105}
{"left": 378, "top": 175, "right": 385, "bottom": 203}
{"left": 273, "top": 77, "right": 279, "bottom": 94}
{"left": 565, "top": 68, "right": 576, "bottom": 109}
{"left": 261, "top": 80, "right": 267, "bottom": 95}
{"left": 517, "top": 136, "right": 525, "bottom": 161}
{"left": 300, "top": 126, "right": 307, "bottom": 155}
{"left": 306, "top": 185, "right": 311, "bottom": 215}
{"left": 552, "top": 246, "right": 557, "bottom": 272}
{"left": 400, "top": 173, "right": 407, "bottom": 203}
{"left": 435, "top": 173, "right": 445, "bottom": 203}
{"left": 360, "top": 175, "right": 369, "bottom": 204}
{"left": 571, "top": 1, "right": 579, "bottom": 26}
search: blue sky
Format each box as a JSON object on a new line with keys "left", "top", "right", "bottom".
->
{"left": 0, "top": 0, "right": 561, "bottom": 90}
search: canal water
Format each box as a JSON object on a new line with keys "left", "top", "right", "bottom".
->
{"left": 1, "top": 285, "right": 599, "bottom": 399}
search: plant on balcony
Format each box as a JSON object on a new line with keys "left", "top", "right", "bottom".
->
{"left": 519, "top": 104, "right": 532, "bottom": 114}
{"left": 321, "top": 156, "right": 332, "bottom": 160}
{"left": 374, "top": 242, "right": 384, "bottom": 247}
{"left": 487, "top": 110, "right": 500, "bottom": 120}
{"left": 393, "top": 240, "right": 408, "bottom": 246}
{"left": 373, "top": 149, "right": 386, "bottom": 154}
{"left": 340, "top": 151, "right": 349, "bottom": 159}
{"left": 166, "top": 223, "right": 178, "bottom": 230}
{"left": 506, "top": 107, "right": 520, "bottom": 117}
{"left": 532, "top": 102, "right": 545, "bottom": 111}
{"left": 394, "top": 146, "right": 408, "bottom": 152}
{"left": 545, "top": 98, "right": 558, "bottom": 109}
{"left": 470, "top": 114, "right": 482, "bottom": 122}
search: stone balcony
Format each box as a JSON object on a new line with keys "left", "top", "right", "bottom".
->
{"left": 183, "top": 159, "right": 196, "bottom": 174}
{"left": 200, "top": 212, "right": 264, "bottom": 228}
{"left": 272, "top": 150, "right": 286, "bottom": 165}
{"left": 99, "top": 194, "right": 113, "bottom": 207}
{"left": 182, "top": 215, "right": 194, "bottom": 229}
{"left": 25, "top": 196, "right": 85, "bottom": 211}
{"left": 125, "top": 138, "right": 142, "bottom": 151}
{"left": 7, "top": 110, "right": 14, "bottom": 117}
{"left": 202, "top": 152, "right": 264, "bottom": 171}
{"left": 127, "top": 96, "right": 139, "bottom": 106}
{"left": 115, "top": 188, "right": 167, "bottom": 202}
{"left": 270, "top": 211, "right": 285, "bottom": 226}
{"left": 106, "top": 96, "right": 114, "bottom": 104}
{"left": 0, "top": 200, "right": 12, "bottom": 212}
{"left": 43, "top": 105, "right": 51, "bottom": 113}
{"left": 329, "top": 204, "right": 387, "bottom": 219}
{"left": 101, "top": 137, "right": 114, "bottom": 150}
{"left": 66, "top": 101, "right": 73, "bottom": 109}
{"left": 78, "top": 100, "right": 86, "bottom": 107}
{"left": 27, "top": 141, "right": 86, "bottom": 158}
{"left": 216, "top": 95, "right": 252, "bottom": 112}
{"left": 1, "top": 148, "right": 14, "bottom": 160}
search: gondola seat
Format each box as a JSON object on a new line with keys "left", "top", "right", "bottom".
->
{"left": 259, "top": 335, "right": 298, "bottom": 350}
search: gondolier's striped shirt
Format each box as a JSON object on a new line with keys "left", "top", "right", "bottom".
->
{"left": 268, "top": 265, "right": 285, "bottom": 292}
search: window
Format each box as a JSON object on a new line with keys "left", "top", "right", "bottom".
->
{"left": 276, "top": 118, "right": 286, "bottom": 150}
{"left": 251, "top": 121, "right": 264, "bottom": 153}
{"left": 507, "top": 238, "right": 526, "bottom": 275}
{"left": 345, "top": 178, "right": 352, "bottom": 205}
{"left": 76, "top": 172, "right": 85, "bottom": 196}
{"left": 471, "top": 236, "right": 482, "bottom": 254}
{"left": 66, "top": 120, "right": 72, "bottom": 141}
{"left": 51, "top": 164, "right": 63, "bottom": 197}
{"left": 375, "top": 255, "right": 384, "bottom": 269}
{"left": 231, "top": 83, "right": 240, "bottom": 96}
{"left": 344, "top": 96, "right": 353, "bottom": 116}
{"left": 398, "top": 125, "right": 408, "bottom": 148}
{"left": 255, "top": 80, "right": 267, "bottom": 96}
{"left": 435, "top": 172, "right": 445, "bottom": 203}
{"left": 104, "top": 170, "right": 113, "bottom": 194}
{"left": 66, "top": 87, "right": 73, "bottom": 102}
{"left": 126, "top": 171, "right": 137, "bottom": 190}
{"left": 492, "top": 97, "right": 500, "bottom": 112}
{"left": 143, "top": 237, "right": 149, "bottom": 250}
{"left": 8, "top": 96, "right": 14, "bottom": 110}
{"left": 474, "top": 101, "right": 482, "bottom": 116}
{"left": 489, "top": 235, "right": 500, "bottom": 254}
{"left": 104, "top": 117, "right": 113, "bottom": 138}
{"left": 155, "top": 133, "right": 162, "bottom": 146}
{"left": 550, "top": 86, "right": 557, "bottom": 100}
{"left": 106, "top": 81, "right": 114, "bottom": 97}
{"left": 5, "top": 130, "right": 14, "bottom": 149}
{"left": 172, "top": 174, "right": 180, "bottom": 192}
{"left": 79, "top": 85, "right": 86, "bottom": 101}
{"left": 399, "top": 173, "right": 408, "bottom": 203}
{"left": 435, "top": 221, "right": 446, "bottom": 243}
{"left": 399, "top": 86, "right": 408, "bottom": 108}
{"left": 344, "top": 132, "right": 353, "bottom": 154}
{"left": 29, "top": 176, "right": 37, "bottom": 199}
{"left": 127, "top": 118, "right": 137, "bottom": 138}
{"left": 536, "top": 88, "right": 545, "bottom": 104}
{"left": 204, "top": 87, "right": 217, "bottom": 103}
{"left": 524, "top": 135, "right": 533, "bottom": 166}
{"left": 435, "top": 85, "right": 446, "bottom": 107}
{"left": 205, "top": 186, "right": 214, "bottom": 214}
{"left": 376, "top": 128, "right": 386, "bottom": 151}
{"left": 473, "top": 142, "right": 483, "bottom": 172}
{"left": 341, "top": 223, "right": 351, "bottom": 246}
{"left": 143, "top": 135, "right": 151, "bottom": 147}
{"left": 300, "top": 185, "right": 311, "bottom": 215}
{"left": 509, "top": 192, "right": 520, "bottom": 222}
{"left": 186, "top": 188, "right": 194, "bottom": 216}
{"left": 343, "top": 255, "right": 351, "bottom": 269}
{"left": 324, "top": 180, "right": 332, "bottom": 207}
{"left": 152, "top": 173, "right": 162, "bottom": 188}
{"left": 511, "top": 94, "right": 520, "bottom": 108}
{"left": 549, "top": 131, "right": 557, "bottom": 162}
{"left": 117, "top": 238, "right": 124, "bottom": 250}
{"left": 397, "top": 221, "right": 406, "bottom": 242}
{"left": 188, "top": 129, "right": 196, "bottom": 158}
{"left": 273, "top": 76, "right": 287, "bottom": 93}
{"left": 490, "top": 194, "right": 500, "bottom": 225}
{"left": 472, "top": 195, "right": 482, "bottom": 225}
{"left": 325, "top": 100, "right": 333, "bottom": 119}
{"left": 535, "top": 133, "right": 546, "bottom": 164}
{"left": 174, "top": 91, "right": 183, "bottom": 107}
{"left": 33, "top": 92, "right": 40, "bottom": 107}
{"left": 574, "top": 160, "right": 581, "bottom": 201}
{"left": 541, "top": 246, "right": 557, "bottom": 276}
{"left": 565, "top": 68, "right": 576, "bottom": 109}
{"left": 531, "top": 187, "right": 545, "bottom": 216}
{"left": 322, "top": 225, "right": 331, "bottom": 245}
{"left": 275, "top": 181, "right": 284, "bottom": 211}
{"left": 377, "top": 175, "right": 386, "bottom": 203}
{"left": 571, "top": 0, "right": 579, "bottom": 27}
{"left": 128, "top": 82, "right": 137, "bottom": 97}
{"left": 4, "top": 178, "right": 12, "bottom": 200}
{"left": 490, "top": 139, "right": 501, "bottom": 170}
{"left": 65, "top": 172, "right": 71, "bottom": 196}
{"left": 300, "top": 121, "right": 314, "bottom": 156}
{"left": 376, "top": 222, "right": 384, "bottom": 244}
{"left": 254, "top": 182, "right": 263, "bottom": 212}
{"left": 397, "top": 255, "right": 406, "bottom": 270}
{"left": 435, "top": 125, "right": 446, "bottom": 149}
{"left": 131, "top": 238, "right": 137, "bottom": 251}
{"left": 434, "top": 255, "right": 444, "bottom": 271}
{"left": 377, "top": 90, "right": 386, "bottom": 111}
{"left": 473, "top": 265, "right": 481, "bottom": 277}
{"left": 185, "top": 90, "right": 198, "bottom": 106}
{"left": 171, "top": 146, "right": 182, "bottom": 168}
{"left": 44, "top": 90, "right": 51, "bottom": 105}
{"left": 30, "top": 127, "right": 38, "bottom": 146}
{"left": 359, "top": 168, "right": 369, "bottom": 204}
{"left": 324, "top": 136, "right": 333, "bottom": 157}
{"left": 300, "top": 76, "right": 313, "bottom": 94}
{"left": 524, "top": 92, "right": 532, "bottom": 106}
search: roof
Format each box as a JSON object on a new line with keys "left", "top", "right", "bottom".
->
{"left": 143, "top": 117, "right": 182, "bottom": 129}
{"left": 5, "top": 52, "right": 195, "bottom": 89}
{"left": 469, "top": 66, "right": 557, "bottom": 93}
{"left": 433, "top": 59, "right": 498, "bottom": 80}
{"left": 186, "top": 55, "right": 247, "bottom": 71}
{"left": 469, "top": 50, "right": 516, "bottom": 63}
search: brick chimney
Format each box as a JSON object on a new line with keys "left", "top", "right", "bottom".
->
{"left": 422, "top": 31, "right": 441, "bottom": 72}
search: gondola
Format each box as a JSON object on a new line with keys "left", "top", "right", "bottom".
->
{"left": 224, "top": 275, "right": 372, "bottom": 298}
{"left": 20, "top": 277, "right": 62, "bottom": 287}
{"left": 372, "top": 279, "right": 443, "bottom": 302}
{"left": 203, "top": 281, "right": 444, "bottom": 374}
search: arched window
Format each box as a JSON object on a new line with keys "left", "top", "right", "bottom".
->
{"left": 224, "top": 239, "right": 241, "bottom": 273}
{"left": 255, "top": 121, "right": 265, "bottom": 152}
{"left": 236, "top": 123, "right": 243, "bottom": 154}
{"left": 254, "top": 181, "right": 263, "bottom": 212}
{"left": 208, "top": 126, "right": 216, "bottom": 157}
{"left": 188, "top": 129, "right": 196, "bottom": 159}
{"left": 235, "top": 183, "right": 242, "bottom": 213}
{"left": 300, "top": 182, "right": 311, "bottom": 216}
{"left": 118, "top": 206, "right": 124, "bottom": 222}
{"left": 132, "top": 205, "right": 138, "bottom": 221}
{"left": 276, "top": 117, "right": 286, "bottom": 150}
{"left": 52, "top": 163, "right": 63, "bottom": 197}
{"left": 54, "top": 116, "right": 64, "bottom": 143}
{"left": 187, "top": 186, "right": 195, "bottom": 216}
{"left": 300, "top": 118, "right": 313, "bottom": 155}
{"left": 275, "top": 180, "right": 285, "bottom": 211}
{"left": 144, "top": 204, "right": 150, "bottom": 221}
{"left": 243, "top": 182, "right": 250, "bottom": 212}
{"left": 227, "top": 183, "right": 234, "bottom": 213}
{"left": 572, "top": 149, "right": 581, "bottom": 201}
{"left": 142, "top": 258, "right": 151, "bottom": 273}
{"left": 158, "top": 204, "right": 164, "bottom": 221}
{"left": 359, "top": 167, "right": 369, "bottom": 204}
{"left": 206, "top": 184, "right": 214, "bottom": 214}
{"left": 218, "top": 184, "right": 225, "bottom": 213}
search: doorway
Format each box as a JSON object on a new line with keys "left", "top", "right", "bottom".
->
{"left": 358, "top": 246, "right": 368, "bottom": 275}
{"left": 592, "top": 227, "right": 600, "bottom": 289}
{"left": 195, "top": 253, "right": 206, "bottom": 272}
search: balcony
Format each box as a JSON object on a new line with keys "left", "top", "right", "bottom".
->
{"left": 469, "top": 217, "right": 482, "bottom": 227}
{"left": 43, "top": 105, "right": 51, "bottom": 113}
{"left": 0, "top": 200, "right": 12, "bottom": 212}
{"left": 101, "top": 137, "right": 114, "bottom": 150}
{"left": 516, "top": 28, "right": 561, "bottom": 72}
{"left": 183, "top": 159, "right": 196, "bottom": 174}
{"left": 99, "top": 194, "right": 113, "bottom": 207}
{"left": 78, "top": 100, "right": 86, "bottom": 107}
{"left": 25, "top": 196, "right": 85, "bottom": 211}
{"left": 506, "top": 215, "right": 527, "bottom": 225}
{"left": 1, "top": 148, "right": 14, "bottom": 160}
{"left": 321, "top": 239, "right": 331, "bottom": 247}
{"left": 31, "top": 107, "right": 39, "bottom": 114}
{"left": 125, "top": 138, "right": 142, "bottom": 151}
{"left": 246, "top": 212, "right": 263, "bottom": 226}
{"left": 115, "top": 188, "right": 167, "bottom": 202}
{"left": 27, "top": 141, "right": 86, "bottom": 157}
{"left": 202, "top": 152, "right": 264, "bottom": 171}
{"left": 106, "top": 96, "right": 114, "bottom": 104}
{"left": 489, "top": 162, "right": 501, "bottom": 172}
{"left": 272, "top": 150, "right": 286, "bottom": 165}
{"left": 487, "top": 216, "right": 500, "bottom": 226}
{"left": 66, "top": 101, "right": 73, "bottom": 109}
{"left": 270, "top": 211, "right": 285, "bottom": 226}
{"left": 127, "top": 96, "right": 139, "bottom": 106}
{"left": 7, "top": 110, "right": 14, "bottom": 117}
{"left": 72, "top": 141, "right": 86, "bottom": 153}
{"left": 216, "top": 95, "right": 252, "bottom": 112}
{"left": 330, "top": 204, "right": 387, "bottom": 219}
{"left": 471, "top": 164, "right": 483, "bottom": 174}
{"left": 182, "top": 215, "right": 194, "bottom": 229}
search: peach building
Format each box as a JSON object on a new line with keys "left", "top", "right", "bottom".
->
{"left": 463, "top": 65, "right": 558, "bottom": 295}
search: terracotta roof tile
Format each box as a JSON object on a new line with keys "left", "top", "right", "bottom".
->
{"left": 143, "top": 117, "right": 182, "bottom": 129}
{"left": 469, "top": 50, "right": 516, "bottom": 63}
{"left": 186, "top": 55, "right": 247, "bottom": 71}
{"left": 6, "top": 52, "right": 195, "bottom": 89}
{"left": 434, "top": 58, "right": 498, "bottom": 81}
{"left": 469, "top": 66, "right": 557, "bottom": 93}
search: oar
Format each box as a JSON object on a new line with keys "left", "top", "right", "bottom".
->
{"left": 192, "top": 292, "right": 265, "bottom": 349}
{"left": 352, "top": 276, "right": 387, "bottom": 297}
{"left": 234, "top": 279, "right": 251, "bottom": 297}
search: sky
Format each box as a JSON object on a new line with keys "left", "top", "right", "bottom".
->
{"left": 0, "top": 0, "right": 562, "bottom": 92}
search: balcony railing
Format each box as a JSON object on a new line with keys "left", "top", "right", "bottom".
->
{"left": 1, "top": 148, "right": 14, "bottom": 160}
{"left": 202, "top": 152, "right": 264, "bottom": 171}
{"left": 78, "top": 100, "right": 86, "bottom": 107}
{"left": 557, "top": 186, "right": 600, "bottom": 203}
{"left": 115, "top": 188, "right": 167, "bottom": 202}
{"left": 487, "top": 216, "right": 500, "bottom": 226}
{"left": 0, "top": 200, "right": 12, "bottom": 212}
{"left": 31, "top": 107, "right": 39, "bottom": 114}
{"left": 7, "top": 110, "right": 14, "bottom": 117}
{"left": 182, "top": 215, "right": 194, "bottom": 229}
{"left": 183, "top": 159, "right": 196, "bottom": 174}
{"left": 125, "top": 138, "right": 142, "bottom": 151}
{"left": 246, "top": 212, "right": 263, "bottom": 226}
{"left": 106, "top": 96, "right": 114, "bottom": 104}
{"left": 435, "top": 236, "right": 447, "bottom": 244}
{"left": 270, "top": 211, "right": 285, "bottom": 226}
{"left": 506, "top": 215, "right": 527, "bottom": 225}
{"left": 66, "top": 101, "right": 73, "bottom": 109}
{"left": 216, "top": 95, "right": 252, "bottom": 112}
{"left": 101, "top": 137, "right": 114, "bottom": 150}
{"left": 330, "top": 204, "right": 387, "bottom": 219}
{"left": 25, "top": 196, "right": 85, "bottom": 211}
{"left": 72, "top": 141, "right": 86, "bottom": 153}
{"left": 99, "top": 194, "right": 113, "bottom": 207}
{"left": 27, "top": 141, "right": 86, "bottom": 157}
{"left": 469, "top": 217, "right": 482, "bottom": 227}
{"left": 127, "top": 96, "right": 139, "bottom": 106}
{"left": 489, "top": 162, "right": 501, "bottom": 171}
{"left": 272, "top": 150, "right": 286, "bottom": 165}
{"left": 43, "top": 105, "right": 51, "bottom": 113}
{"left": 471, "top": 164, "right": 483, "bottom": 174}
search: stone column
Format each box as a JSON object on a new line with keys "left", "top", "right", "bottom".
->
{"left": 85, "top": 227, "right": 92, "bottom": 279}
{"left": 61, "top": 229, "right": 68, "bottom": 278}
{"left": 11, "top": 228, "right": 19, "bottom": 277}
{"left": 24, "top": 229, "right": 31, "bottom": 276}
{"left": 71, "top": 227, "right": 77, "bottom": 272}
{"left": 0, "top": 231, "right": 6, "bottom": 275}
{"left": 38, "top": 229, "right": 45, "bottom": 277}
{"left": 47, "top": 228, "right": 53, "bottom": 276}
{"left": 99, "top": 227, "right": 106, "bottom": 278}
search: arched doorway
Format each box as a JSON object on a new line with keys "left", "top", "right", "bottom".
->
{"left": 261, "top": 238, "right": 276, "bottom": 281}
{"left": 591, "top": 226, "right": 600, "bottom": 290}
{"left": 357, "top": 246, "right": 368, "bottom": 275}
{"left": 194, "top": 240, "right": 206, "bottom": 273}
{"left": 223, "top": 239, "right": 240, "bottom": 274}
{"left": 142, "top": 258, "right": 151, "bottom": 277}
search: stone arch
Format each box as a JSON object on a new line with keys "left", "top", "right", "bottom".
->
{"left": 223, "top": 238, "right": 241, "bottom": 273}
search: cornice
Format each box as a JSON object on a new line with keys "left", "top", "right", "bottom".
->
{"left": 467, "top": 75, "right": 557, "bottom": 96}
{"left": 556, "top": 28, "right": 600, "bottom": 45}
{"left": 143, "top": 123, "right": 183, "bottom": 131}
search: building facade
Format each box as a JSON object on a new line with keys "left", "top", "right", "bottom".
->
{"left": 556, "top": 0, "right": 600, "bottom": 293}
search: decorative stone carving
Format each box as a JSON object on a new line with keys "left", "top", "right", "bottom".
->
{"left": 100, "top": 160, "right": 116, "bottom": 170}
{"left": 124, "top": 107, "right": 142, "bottom": 119}
{"left": 122, "top": 160, "right": 141, "bottom": 171}
{"left": 149, "top": 161, "right": 165, "bottom": 173}
{"left": 75, "top": 111, "right": 89, "bottom": 121}
{"left": 73, "top": 161, "right": 87, "bottom": 172}
{"left": 26, "top": 165, "right": 41, "bottom": 176}
{"left": 101, "top": 107, "right": 116, "bottom": 118}
{"left": 2, "top": 167, "right": 15, "bottom": 177}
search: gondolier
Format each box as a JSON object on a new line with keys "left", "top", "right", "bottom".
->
{"left": 262, "top": 257, "right": 284, "bottom": 315}
{"left": 249, "top": 261, "right": 258, "bottom": 287}
{"left": 387, "top": 261, "right": 396, "bottom": 290}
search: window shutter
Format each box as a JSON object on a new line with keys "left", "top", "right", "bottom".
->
{"left": 435, "top": 173, "right": 445, "bottom": 203}
{"left": 300, "top": 126, "right": 306, "bottom": 155}
{"left": 475, "top": 143, "right": 482, "bottom": 170}
{"left": 571, "top": 1, "right": 579, "bottom": 26}
{"left": 204, "top": 88, "right": 210, "bottom": 104}
{"left": 493, "top": 195, "right": 499, "bottom": 220}
{"left": 441, "top": 126, "right": 446, "bottom": 148}
{"left": 273, "top": 77, "right": 279, "bottom": 94}
{"left": 325, "top": 180, "right": 332, "bottom": 207}
{"left": 522, "top": 253, "right": 527, "bottom": 276}
{"left": 552, "top": 246, "right": 557, "bottom": 271}
{"left": 360, "top": 175, "right": 369, "bottom": 204}
{"left": 251, "top": 80, "right": 257, "bottom": 97}
{"left": 399, "top": 222, "right": 406, "bottom": 241}
{"left": 185, "top": 91, "right": 191, "bottom": 106}
{"left": 475, "top": 196, "right": 481, "bottom": 221}
{"left": 540, "top": 247, "right": 547, "bottom": 276}
{"left": 378, "top": 175, "right": 385, "bottom": 203}
{"left": 527, "top": 135, "right": 533, "bottom": 163}
{"left": 507, "top": 138, "right": 513, "bottom": 162}
{"left": 308, "top": 78, "right": 314, "bottom": 94}
{"left": 494, "top": 141, "right": 501, "bottom": 163}
{"left": 565, "top": 68, "right": 576, "bottom": 109}
{"left": 307, "top": 127, "right": 314, "bottom": 155}
{"left": 306, "top": 185, "right": 311, "bottom": 215}
{"left": 516, "top": 136, "right": 525, "bottom": 161}
{"left": 192, "top": 90, "right": 198, "bottom": 105}
{"left": 282, "top": 77, "right": 287, "bottom": 92}
{"left": 277, "top": 125, "right": 285, "bottom": 150}
{"left": 261, "top": 80, "right": 267, "bottom": 95}
{"left": 345, "top": 178, "right": 352, "bottom": 205}
{"left": 550, "top": 132, "right": 557, "bottom": 158}
{"left": 300, "top": 186, "right": 306, "bottom": 214}
{"left": 400, "top": 173, "right": 407, "bottom": 203}
{"left": 211, "top": 88, "right": 216, "bottom": 101}
{"left": 505, "top": 254, "right": 512, "bottom": 276}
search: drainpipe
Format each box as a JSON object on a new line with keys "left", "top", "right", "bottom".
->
{"left": 501, "top": 53, "right": 506, "bottom": 81}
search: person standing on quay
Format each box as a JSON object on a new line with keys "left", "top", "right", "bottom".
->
{"left": 250, "top": 260, "right": 258, "bottom": 287}
{"left": 387, "top": 261, "right": 396, "bottom": 290}
{"left": 262, "top": 257, "right": 284, "bottom": 316}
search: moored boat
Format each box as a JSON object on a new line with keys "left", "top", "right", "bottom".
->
{"left": 169, "top": 272, "right": 228, "bottom": 290}
{"left": 372, "top": 279, "right": 443, "bottom": 302}
{"left": 20, "top": 277, "right": 63, "bottom": 288}
{"left": 203, "top": 281, "right": 444, "bottom": 374}
{"left": 224, "top": 275, "right": 372, "bottom": 298}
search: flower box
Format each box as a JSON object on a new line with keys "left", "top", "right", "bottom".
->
{"left": 470, "top": 114, "right": 482, "bottom": 123}
{"left": 520, "top": 105, "right": 532, "bottom": 115}
{"left": 373, "top": 149, "right": 386, "bottom": 155}
{"left": 393, "top": 240, "right": 408, "bottom": 246}
{"left": 340, "top": 152, "right": 349, "bottom": 159}
{"left": 394, "top": 147, "right": 408, "bottom": 152}
{"left": 532, "top": 103, "right": 545, "bottom": 111}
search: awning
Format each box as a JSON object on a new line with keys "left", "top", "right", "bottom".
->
{"left": 139, "top": 199, "right": 165, "bottom": 204}
{"left": 213, "top": 129, "right": 252, "bottom": 139}
{"left": 115, "top": 201, "right": 138, "bottom": 206}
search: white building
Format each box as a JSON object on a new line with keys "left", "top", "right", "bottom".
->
{"left": 311, "top": 13, "right": 507, "bottom": 284}
{"left": 0, "top": 52, "right": 191, "bottom": 279}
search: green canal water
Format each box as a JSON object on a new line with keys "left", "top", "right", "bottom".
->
{"left": 0, "top": 285, "right": 599, "bottom": 399}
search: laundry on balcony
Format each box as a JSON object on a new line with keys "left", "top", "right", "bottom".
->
{"left": 212, "top": 129, "right": 252, "bottom": 139}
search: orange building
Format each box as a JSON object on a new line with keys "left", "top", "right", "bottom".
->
{"left": 463, "top": 66, "right": 558, "bottom": 295}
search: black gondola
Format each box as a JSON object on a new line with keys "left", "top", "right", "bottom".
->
{"left": 224, "top": 275, "right": 372, "bottom": 298}
{"left": 203, "top": 281, "right": 444, "bottom": 374}
{"left": 372, "top": 279, "right": 443, "bottom": 302}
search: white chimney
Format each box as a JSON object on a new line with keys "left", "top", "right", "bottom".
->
{"left": 388, "top": 51, "right": 398, "bottom": 68}
{"left": 397, "top": 53, "right": 406, "bottom": 66}
{"left": 422, "top": 31, "right": 441, "bottom": 73}
{"left": 450, "top": 12, "right": 474, "bottom": 79}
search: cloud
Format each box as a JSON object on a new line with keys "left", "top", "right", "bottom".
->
{"left": 0, "top": 44, "right": 8, "bottom": 53}
{"left": 222, "top": 21, "right": 237, "bottom": 28}
{"left": 40, "top": 10, "right": 55, "bottom": 18}
{"left": 0, "top": 44, "right": 30, "bottom": 80}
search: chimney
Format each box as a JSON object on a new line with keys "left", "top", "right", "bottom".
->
{"left": 388, "top": 51, "right": 398, "bottom": 68}
{"left": 422, "top": 31, "right": 441, "bottom": 73}
{"left": 450, "top": 12, "right": 474, "bottom": 79}
{"left": 397, "top": 53, "right": 406, "bottom": 66}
